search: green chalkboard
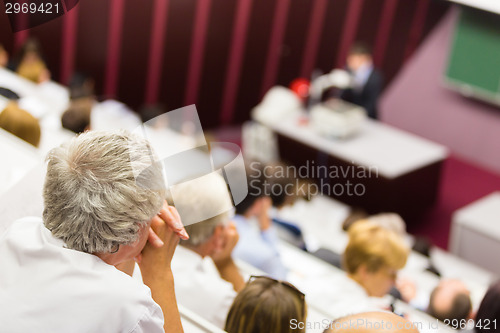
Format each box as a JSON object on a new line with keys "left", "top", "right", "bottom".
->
{"left": 445, "top": 7, "right": 500, "bottom": 105}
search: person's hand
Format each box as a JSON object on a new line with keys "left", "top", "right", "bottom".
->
{"left": 138, "top": 202, "right": 188, "bottom": 274}
{"left": 210, "top": 222, "right": 239, "bottom": 265}
{"left": 145, "top": 203, "right": 189, "bottom": 250}
{"left": 137, "top": 202, "right": 187, "bottom": 333}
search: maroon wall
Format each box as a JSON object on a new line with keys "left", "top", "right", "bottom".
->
{"left": 0, "top": 0, "right": 449, "bottom": 129}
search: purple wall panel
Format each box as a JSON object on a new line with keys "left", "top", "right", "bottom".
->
{"left": 27, "top": 14, "right": 64, "bottom": 81}
{"left": 118, "top": 0, "right": 154, "bottom": 109}
{"left": 197, "top": 0, "right": 237, "bottom": 128}
{"left": 74, "top": 0, "right": 109, "bottom": 99}
{"left": 159, "top": 0, "right": 196, "bottom": 112}
{"left": 276, "top": 0, "right": 313, "bottom": 87}
{"left": 0, "top": 0, "right": 450, "bottom": 128}
{"left": 233, "top": 0, "right": 275, "bottom": 125}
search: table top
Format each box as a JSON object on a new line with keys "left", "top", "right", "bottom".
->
{"left": 453, "top": 192, "right": 500, "bottom": 237}
{"left": 255, "top": 111, "right": 449, "bottom": 179}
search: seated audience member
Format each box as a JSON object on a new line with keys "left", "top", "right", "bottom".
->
{"left": 0, "top": 44, "right": 8, "bottom": 67}
{"left": 13, "top": 38, "right": 50, "bottom": 83}
{"left": 66, "top": 72, "right": 141, "bottom": 131}
{"left": 0, "top": 131, "right": 188, "bottom": 332}
{"left": 343, "top": 221, "right": 409, "bottom": 298}
{"left": 316, "top": 221, "right": 408, "bottom": 316}
{"left": 325, "top": 213, "right": 407, "bottom": 270}
{"left": 225, "top": 276, "right": 307, "bottom": 333}
{"left": 465, "top": 281, "right": 500, "bottom": 333}
{"left": 69, "top": 72, "right": 95, "bottom": 100}
{"left": 323, "top": 311, "right": 419, "bottom": 333}
{"left": 0, "top": 101, "right": 40, "bottom": 146}
{"left": 170, "top": 173, "right": 245, "bottom": 328}
{"left": 427, "top": 279, "right": 472, "bottom": 323}
{"left": 61, "top": 98, "right": 92, "bottom": 134}
{"left": 232, "top": 166, "right": 288, "bottom": 279}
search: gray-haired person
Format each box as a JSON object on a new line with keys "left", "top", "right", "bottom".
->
{"left": 0, "top": 131, "right": 189, "bottom": 333}
{"left": 170, "top": 172, "right": 246, "bottom": 328}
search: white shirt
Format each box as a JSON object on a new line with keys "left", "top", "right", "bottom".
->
{"left": 309, "top": 273, "right": 390, "bottom": 319}
{"left": 0, "top": 217, "right": 164, "bottom": 333}
{"left": 171, "top": 245, "right": 236, "bottom": 329}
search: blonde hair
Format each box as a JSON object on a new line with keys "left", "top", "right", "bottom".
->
{"left": 17, "top": 58, "right": 47, "bottom": 83}
{"left": 343, "top": 220, "right": 409, "bottom": 274}
{"left": 0, "top": 102, "right": 40, "bottom": 147}
{"left": 16, "top": 38, "right": 48, "bottom": 83}
{"left": 0, "top": 44, "right": 7, "bottom": 67}
{"left": 225, "top": 278, "right": 306, "bottom": 333}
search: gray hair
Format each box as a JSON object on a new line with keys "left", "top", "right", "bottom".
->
{"left": 172, "top": 172, "right": 233, "bottom": 247}
{"left": 43, "top": 130, "right": 166, "bottom": 254}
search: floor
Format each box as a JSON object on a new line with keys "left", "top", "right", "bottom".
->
{"left": 408, "top": 155, "right": 500, "bottom": 250}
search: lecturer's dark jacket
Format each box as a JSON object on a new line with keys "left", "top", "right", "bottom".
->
{"left": 340, "top": 69, "right": 383, "bottom": 120}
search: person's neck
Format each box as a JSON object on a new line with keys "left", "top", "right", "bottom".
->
{"left": 243, "top": 211, "right": 254, "bottom": 219}
{"left": 95, "top": 252, "right": 119, "bottom": 266}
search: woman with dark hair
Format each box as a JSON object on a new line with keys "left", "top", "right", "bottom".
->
{"left": 225, "top": 276, "right": 307, "bottom": 333}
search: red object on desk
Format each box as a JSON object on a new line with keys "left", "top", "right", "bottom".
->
{"left": 289, "top": 78, "right": 310, "bottom": 101}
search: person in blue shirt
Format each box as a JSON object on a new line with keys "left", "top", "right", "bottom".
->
{"left": 232, "top": 167, "right": 288, "bottom": 279}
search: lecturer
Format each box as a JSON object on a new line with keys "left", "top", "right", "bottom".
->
{"left": 340, "top": 43, "right": 383, "bottom": 119}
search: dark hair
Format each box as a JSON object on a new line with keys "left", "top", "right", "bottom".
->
{"left": 428, "top": 287, "right": 471, "bottom": 323}
{"left": 61, "top": 99, "right": 92, "bottom": 134}
{"left": 475, "top": 281, "right": 500, "bottom": 333}
{"left": 20, "top": 38, "right": 42, "bottom": 57}
{"left": 139, "top": 104, "right": 167, "bottom": 123}
{"left": 69, "top": 72, "right": 95, "bottom": 99}
{"left": 263, "top": 163, "right": 294, "bottom": 208}
{"left": 235, "top": 164, "right": 265, "bottom": 215}
{"left": 348, "top": 42, "right": 372, "bottom": 56}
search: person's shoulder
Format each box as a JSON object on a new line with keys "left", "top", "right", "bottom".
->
{"left": 91, "top": 266, "right": 163, "bottom": 327}
{"left": 1, "top": 216, "right": 42, "bottom": 241}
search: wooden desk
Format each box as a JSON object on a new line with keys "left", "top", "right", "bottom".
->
{"left": 255, "top": 112, "right": 449, "bottom": 222}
